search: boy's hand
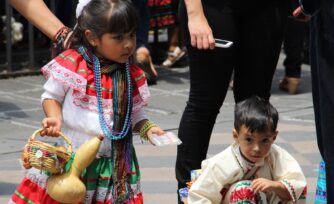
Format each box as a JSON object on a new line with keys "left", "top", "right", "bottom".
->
{"left": 251, "top": 178, "right": 279, "bottom": 193}
{"left": 40, "top": 117, "right": 62, "bottom": 137}
{"left": 252, "top": 178, "right": 292, "bottom": 201}
{"left": 146, "top": 126, "right": 165, "bottom": 145}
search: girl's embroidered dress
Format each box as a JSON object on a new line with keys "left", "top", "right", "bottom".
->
{"left": 10, "top": 49, "right": 150, "bottom": 204}
{"left": 188, "top": 143, "right": 308, "bottom": 204}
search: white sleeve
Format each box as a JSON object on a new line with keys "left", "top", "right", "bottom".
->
{"left": 271, "top": 145, "right": 307, "bottom": 203}
{"left": 41, "top": 77, "right": 69, "bottom": 104}
{"left": 131, "top": 108, "right": 148, "bottom": 128}
{"left": 188, "top": 164, "right": 224, "bottom": 204}
{"left": 188, "top": 150, "right": 241, "bottom": 204}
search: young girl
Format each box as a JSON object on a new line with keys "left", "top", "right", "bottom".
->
{"left": 10, "top": 0, "right": 164, "bottom": 203}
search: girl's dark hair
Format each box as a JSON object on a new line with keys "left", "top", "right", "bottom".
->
{"left": 234, "top": 96, "right": 279, "bottom": 133}
{"left": 69, "top": 0, "right": 138, "bottom": 48}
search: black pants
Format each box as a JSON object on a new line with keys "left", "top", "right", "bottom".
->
{"left": 176, "top": 0, "right": 288, "bottom": 201}
{"left": 310, "top": 2, "right": 334, "bottom": 202}
{"left": 283, "top": 17, "right": 308, "bottom": 78}
{"left": 132, "top": 0, "right": 150, "bottom": 48}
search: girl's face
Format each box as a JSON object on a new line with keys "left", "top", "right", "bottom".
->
{"left": 233, "top": 125, "right": 277, "bottom": 163}
{"left": 93, "top": 31, "right": 136, "bottom": 63}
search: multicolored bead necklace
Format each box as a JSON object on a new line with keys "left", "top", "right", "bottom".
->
{"left": 78, "top": 46, "right": 132, "bottom": 140}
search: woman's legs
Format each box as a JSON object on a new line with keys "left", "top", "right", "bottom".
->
{"left": 176, "top": 1, "right": 236, "bottom": 201}
{"left": 233, "top": 0, "right": 288, "bottom": 102}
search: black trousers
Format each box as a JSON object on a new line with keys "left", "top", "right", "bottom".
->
{"left": 283, "top": 17, "right": 308, "bottom": 78}
{"left": 310, "top": 2, "right": 334, "bottom": 202}
{"left": 176, "top": 0, "right": 288, "bottom": 201}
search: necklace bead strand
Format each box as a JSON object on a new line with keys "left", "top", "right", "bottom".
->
{"left": 78, "top": 47, "right": 132, "bottom": 140}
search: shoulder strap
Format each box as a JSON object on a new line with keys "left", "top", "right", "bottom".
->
{"left": 243, "top": 166, "right": 260, "bottom": 180}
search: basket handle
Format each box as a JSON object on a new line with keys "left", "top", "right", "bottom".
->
{"left": 30, "top": 128, "right": 73, "bottom": 153}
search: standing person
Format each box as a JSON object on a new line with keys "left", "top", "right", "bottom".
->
{"left": 132, "top": 0, "right": 158, "bottom": 84}
{"left": 295, "top": 0, "right": 334, "bottom": 202}
{"left": 175, "top": 0, "right": 289, "bottom": 202}
{"left": 279, "top": 16, "right": 309, "bottom": 95}
{"left": 10, "top": 0, "right": 164, "bottom": 203}
{"left": 148, "top": 0, "right": 186, "bottom": 68}
{"left": 188, "top": 96, "right": 307, "bottom": 203}
{"left": 162, "top": 24, "right": 186, "bottom": 68}
{"left": 161, "top": 0, "right": 187, "bottom": 68}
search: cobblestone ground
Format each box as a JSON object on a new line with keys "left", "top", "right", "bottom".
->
{"left": 0, "top": 54, "right": 320, "bottom": 203}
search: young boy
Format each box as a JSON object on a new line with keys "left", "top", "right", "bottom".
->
{"left": 188, "top": 96, "right": 307, "bottom": 204}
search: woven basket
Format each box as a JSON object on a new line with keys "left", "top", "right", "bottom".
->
{"left": 21, "top": 128, "right": 72, "bottom": 174}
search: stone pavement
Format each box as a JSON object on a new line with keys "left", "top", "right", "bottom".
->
{"left": 0, "top": 54, "right": 320, "bottom": 203}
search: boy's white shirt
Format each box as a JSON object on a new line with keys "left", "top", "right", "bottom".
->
{"left": 188, "top": 142, "right": 307, "bottom": 204}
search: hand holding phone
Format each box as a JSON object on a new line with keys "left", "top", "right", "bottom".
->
{"left": 215, "top": 38, "right": 233, "bottom": 48}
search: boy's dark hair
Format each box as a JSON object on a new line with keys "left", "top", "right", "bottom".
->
{"left": 69, "top": 0, "right": 138, "bottom": 48}
{"left": 234, "top": 96, "right": 279, "bottom": 133}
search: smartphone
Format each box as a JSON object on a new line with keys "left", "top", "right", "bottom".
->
{"left": 215, "top": 38, "right": 233, "bottom": 48}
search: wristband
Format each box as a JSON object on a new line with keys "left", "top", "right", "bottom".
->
{"left": 139, "top": 121, "right": 157, "bottom": 141}
{"left": 52, "top": 26, "right": 72, "bottom": 58}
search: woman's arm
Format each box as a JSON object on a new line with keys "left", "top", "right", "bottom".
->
{"left": 9, "top": 0, "right": 64, "bottom": 39}
{"left": 183, "top": 0, "right": 215, "bottom": 50}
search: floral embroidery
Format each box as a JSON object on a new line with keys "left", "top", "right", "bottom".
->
{"left": 42, "top": 57, "right": 150, "bottom": 115}
{"left": 73, "top": 92, "right": 112, "bottom": 114}
{"left": 230, "top": 186, "right": 256, "bottom": 204}
{"left": 72, "top": 92, "right": 147, "bottom": 115}
{"left": 42, "top": 60, "right": 87, "bottom": 94}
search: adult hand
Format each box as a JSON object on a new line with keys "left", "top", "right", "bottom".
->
{"left": 292, "top": 6, "right": 311, "bottom": 22}
{"left": 188, "top": 14, "right": 215, "bottom": 50}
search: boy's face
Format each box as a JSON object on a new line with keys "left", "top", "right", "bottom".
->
{"left": 233, "top": 125, "right": 278, "bottom": 163}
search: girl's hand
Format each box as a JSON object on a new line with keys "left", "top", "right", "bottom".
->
{"left": 40, "top": 117, "right": 62, "bottom": 137}
{"left": 146, "top": 126, "right": 165, "bottom": 145}
{"left": 188, "top": 14, "right": 215, "bottom": 50}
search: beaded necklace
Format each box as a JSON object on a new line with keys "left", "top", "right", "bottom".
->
{"left": 78, "top": 46, "right": 132, "bottom": 140}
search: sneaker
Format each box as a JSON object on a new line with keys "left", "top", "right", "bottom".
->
{"left": 279, "top": 77, "right": 301, "bottom": 94}
{"left": 162, "top": 46, "right": 186, "bottom": 68}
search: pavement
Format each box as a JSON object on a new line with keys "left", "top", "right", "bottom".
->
{"left": 0, "top": 53, "right": 320, "bottom": 203}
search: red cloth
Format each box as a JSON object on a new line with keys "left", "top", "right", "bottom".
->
{"left": 49, "top": 49, "right": 146, "bottom": 99}
{"left": 11, "top": 177, "right": 144, "bottom": 204}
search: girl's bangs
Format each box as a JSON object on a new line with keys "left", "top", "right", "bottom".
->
{"left": 106, "top": 3, "right": 138, "bottom": 34}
